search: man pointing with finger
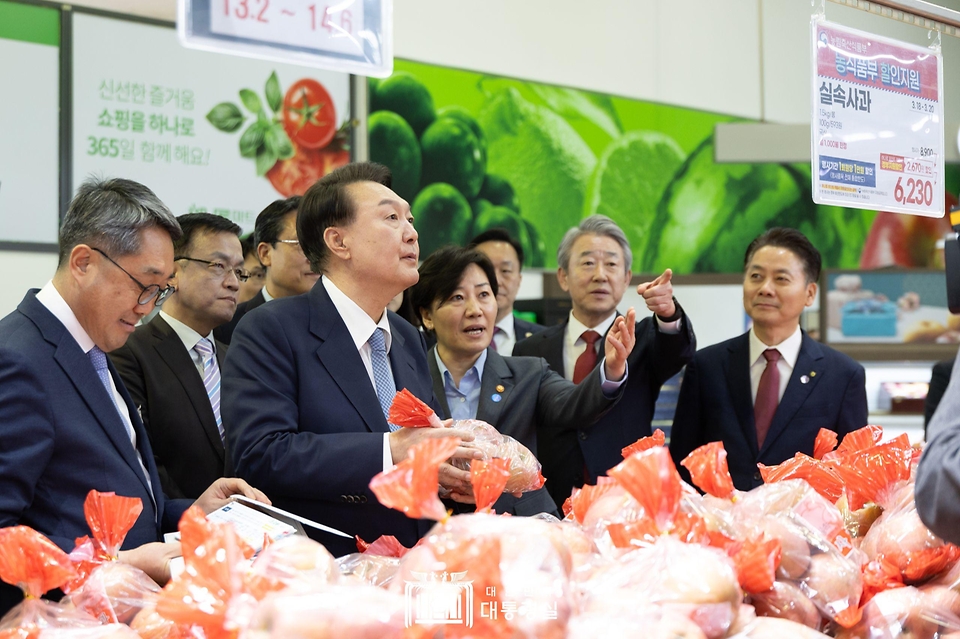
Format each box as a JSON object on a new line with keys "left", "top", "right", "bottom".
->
{"left": 514, "top": 214, "right": 696, "bottom": 508}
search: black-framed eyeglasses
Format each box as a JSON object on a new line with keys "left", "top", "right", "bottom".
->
{"left": 92, "top": 247, "right": 176, "bottom": 306}
{"left": 175, "top": 256, "right": 250, "bottom": 282}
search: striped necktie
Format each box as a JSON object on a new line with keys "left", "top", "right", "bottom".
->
{"left": 194, "top": 337, "right": 224, "bottom": 442}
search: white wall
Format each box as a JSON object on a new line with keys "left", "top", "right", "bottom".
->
{"left": 0, "top": 252, "right": 58, "bottom": 317}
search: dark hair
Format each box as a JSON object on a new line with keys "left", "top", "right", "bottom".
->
{"left": 173, "top": 213, "right": 241, "bottom": 255}
{"left": 59, "top": 177, "right": 181, "bottom": 266}
{"left": 298, "top": 162, "right": 392, "bottom": 273}
{"left": 254, "top": 196, "right": 301, "bottom": 248}
{"left": 240, "top": 233, "right": 257, "bottom": 260}
{"left": 411, "top": 245, "right": 499, "bottom": 328}
{"left": 744, "top": 227, "right": 822, "bottom": 283}
{"left": 468, "top": 228, "right": 525, "bottom": 267}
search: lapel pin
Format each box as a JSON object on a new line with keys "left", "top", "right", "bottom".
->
{"left": 496, "top": 384, "right": 505, "bottom": 393}
{"left": 810, "top": 371, "right": 816, "bottom": 377}
{"left": 800, "top": 375, "right": 810, "bottom": 384}
{"left": 491, "top": 393, "right": 502, "bottom": 403}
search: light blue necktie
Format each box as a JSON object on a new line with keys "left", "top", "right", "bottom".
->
{"left": 368, "top": 328, "right": 399, "bottom": 431}
{"left": 89, "top": 345, "right": 155, "bottom": 503}
{"left": 193, "top": 338, "right": 224, "bottom": 442}
{"left": 89, "top": 346, "right": 123, "bottom": 417}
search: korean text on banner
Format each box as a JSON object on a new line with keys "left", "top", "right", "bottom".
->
{"left": 811, "top": 19, "right": 945, "bottom": 218}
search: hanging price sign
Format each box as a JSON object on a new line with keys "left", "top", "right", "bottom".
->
{"left": 811, "top": 19, "right": 944, "bottom": 217}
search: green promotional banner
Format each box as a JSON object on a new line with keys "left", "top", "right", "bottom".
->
{"left": 370, "top": 59, "right": 960, "bottom": 272}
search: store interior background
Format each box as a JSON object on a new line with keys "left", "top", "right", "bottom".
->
{"left": 3, "top": 0, "right": 960, "bottom": 441}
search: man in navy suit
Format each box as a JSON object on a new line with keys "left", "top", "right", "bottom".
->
{"left": 469, "top": 228, "right": 547, "bottom": 353}
{"left": 222, "top": 163, "right": 479, "bottom": 557}
{"left": 514, "top": 214, "right": 696, "bottom": 508}
{"left": 0, "top": 178, "right": 265, "bottom": 614}
{"left": 669, "top": 227, "right": 867, "bottom": 491}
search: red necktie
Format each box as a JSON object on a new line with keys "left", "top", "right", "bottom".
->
{"left": 754, "top": 349, "right": 781, "bottom": 448}
{"left": 572, "top": 330, "right": 601, "bottom": 384}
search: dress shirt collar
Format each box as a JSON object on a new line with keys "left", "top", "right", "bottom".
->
{"left": 566, "top": 310, "right": 617, "bottom": 347}
{"left": 435, "top": 347, "right": 488, "bottom": 390}
{"left": 36, "top": 281, "right": 96, "bottom": 353}
{"left": 495, "top": 314, "right": 515, "bottom": 341}
{"left": 260, "top": 286, "right": 275, "bottom": 302}
{"left": 322, "top": 275, "right": 392, "bottom": 353}
{"left": 159, "top": 310, "right": 215, "bottom": 353}
{"left": 749, "top": 325, "right": 802, "bottom": 369}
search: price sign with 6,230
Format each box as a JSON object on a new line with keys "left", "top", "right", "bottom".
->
{"left": 178, "top": 0, "right": 392, "bottom": 77}
{"left": 811, "top": 19, "right": 944, "bottom": 217}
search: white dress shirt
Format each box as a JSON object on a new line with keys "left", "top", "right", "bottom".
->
{"left": 748, "top": 325, "right": 803, "bottom": 404}
{"left": 36, "top": 281, "right": 154, "bottom": 499}
{"left": 562, "top": 309, "right": 682, "bottom": 382}
{"left": 260, "top": 285, "right": 275, "bottom": 302}
{"left": 322, "top": 276, "right": 396, "bottom": 471}
{"left": 492, "top": 314, "right": 516, "bottom": 354}
{"left": 159, "top": 310, "right": 216, "bottom": 376}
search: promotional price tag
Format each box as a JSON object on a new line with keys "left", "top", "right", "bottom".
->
{"left": 811, "top": 19, "right": 945, "bottom": 217}
{"left": 210, "top": 0, "right": 363, "bottom": 58}
{"left": 178, "top": 0, "right": 392, "bottom": 77}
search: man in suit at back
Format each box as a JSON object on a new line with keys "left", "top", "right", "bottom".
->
{"left": 111, "top": 213, "right": 247, "bottom": 499}
{"left": 215, "top": 196, "right": 318, "bottom": 344}
{"left": 469, "top": 228, "right": 546, "bottom": 353}
{"left": 514, "top": 214, "right": 696, "bottom": 508}
{"left": 669, "top": 227, "right": 867, "bottom": 491}
{"left": 222, "top": 162, "right": 480, "bottom": 556}
{"left": 0, "top": 178, "right": 265, "bottom": 614}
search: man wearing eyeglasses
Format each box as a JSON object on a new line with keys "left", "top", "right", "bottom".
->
{"left": 0, "top": 178, "right": 267, "bottom": 615}
{"left": 111, "top": 213, "right": 247, "bottom": 500}
{"left": 215, "top": 196, "right": 318, "bottom": 344}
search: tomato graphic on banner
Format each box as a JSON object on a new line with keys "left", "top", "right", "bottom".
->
{"left": 206, "top": 71, "right": 351, "bottom": 196}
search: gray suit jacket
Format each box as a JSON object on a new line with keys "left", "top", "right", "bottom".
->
{"left": 428, "top": 347, "right": 622, "bottom": 515}
{"left": 916, "top": 348, "right": 960, "bottom": 543}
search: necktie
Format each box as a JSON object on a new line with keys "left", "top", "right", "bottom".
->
{"left": 368, "top": 328, "right": 399, "bottom": 431}
{"left": 90, "top": 346, "right": 123, "bottom": 416}
{"left": 89, "top": 346, "right": 155, "bottom": 503}
{"left": 194, "top": 338, "right": 224, "bottom": 442}
{"left": 754, "top": 349, "right": 782, "bottom": 448}
{"left": 572, "top": 330, "right": 601, "bottom": 384}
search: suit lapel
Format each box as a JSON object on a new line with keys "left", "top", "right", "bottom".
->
{"left": 476, "top": 350, "right": 514, "bottom": 426}
{"left": 725, "top": 333, "right": 759, "bottom": 458}
{"left": 310, "top": 285, "right": 390, "bottom": 433}
{"left": 759, "top": 333, "right": 824, "bottom": 458}
{"left": 149, "top": 317, "right": 225, "bottom": 459}
{"left": 427, "top": 347, "right": 453, "bottom": 419}
{"left": 388, "top": 318, "right": 421, "bottom": 401}
{"left": 539, "top": 324, "right": 566, "bottom": 376}
{"left": 109, "top": 357, "right": 163, "bottom": 510}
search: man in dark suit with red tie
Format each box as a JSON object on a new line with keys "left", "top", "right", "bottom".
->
{"left": 514, "top": 215, "right": 695, "bottom": 509}
{"left": 669, "top": 228, "right": 868, "bottom": 491}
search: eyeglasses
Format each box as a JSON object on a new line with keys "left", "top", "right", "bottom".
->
{"left": 175, "top": 256, "right": 251, "bottom": 282}
{"left": 92, "top": 248, "right": 177, "bottom": 306}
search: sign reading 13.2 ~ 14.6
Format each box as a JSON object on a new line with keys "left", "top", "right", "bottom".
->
{"left": 811, "top": 19, "right": 944, "bottom": 218}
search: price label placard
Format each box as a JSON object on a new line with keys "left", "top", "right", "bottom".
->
{"left": 178, "top": 0, "right": 392, "bottom": 77}
{"left": 811, "top": 19, "right": 945, "bottom": 217}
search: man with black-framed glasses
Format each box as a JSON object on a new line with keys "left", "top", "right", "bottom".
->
{"left": 0, "top": 178, "right": 267, "bottom": 615}
{"left": 112, "top": 213, "right": 247, "bottom": 501}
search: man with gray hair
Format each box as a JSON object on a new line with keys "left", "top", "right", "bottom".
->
{"left": 514, "top": 214, "right": 695, "bottom": 508}
{"left": 0, "top": 177, "right": 266, "bottom": 615}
